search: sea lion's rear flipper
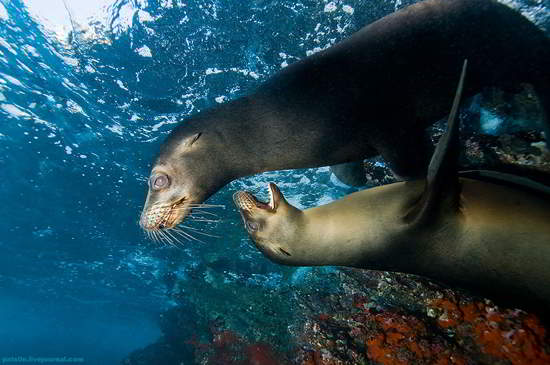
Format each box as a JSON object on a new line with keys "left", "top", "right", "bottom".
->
{"left": 407, "top": 60, "right": 467, "bottom": 225}
{"left": 330, "top": 161, "right": 367, "bottom": 186}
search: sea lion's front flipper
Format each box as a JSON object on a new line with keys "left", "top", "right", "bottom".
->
{"left": 330, "top": 161, "right": 367, "bottom": 186}
{"left": 407, "top": 60, "right": 467, "bottom": 225}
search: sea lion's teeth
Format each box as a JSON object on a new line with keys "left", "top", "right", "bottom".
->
{"left": 268, "top": 183, "right": 274, "bottom": 210}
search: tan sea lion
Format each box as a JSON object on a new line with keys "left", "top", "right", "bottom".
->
{"left": 140, "top": 0, "right": 550, "bottom": 233}
{"left": 233, "top": 62, "right": 550, "bottom": 315}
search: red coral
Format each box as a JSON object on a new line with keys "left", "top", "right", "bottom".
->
{"left": 188, "top": 327, "right": 286, "bottom": 365}
{"left": 246, "top": 344, "right": 280, "bottom": 365}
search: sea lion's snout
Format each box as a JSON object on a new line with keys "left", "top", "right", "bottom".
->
{"left": 139, "top": 197, "right": 187, "bottom": 231}
{"left": 232, "top": 191, "right": 261, "bottom": 214}
{"left": 233, "top": 183, "right": 279, "bottom": 214}
{"left": 233, "top": 184, "right": 281, "bottom": 237}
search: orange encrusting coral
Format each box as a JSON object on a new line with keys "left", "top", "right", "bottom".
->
{"left": 364, "top": 311, "right": 467, "bottom": 365}
{"left": 297, "top": 279, "right": 549, "bottom": 365}
{"left": 428, "top": 298, "right": 550, "bottom": 365}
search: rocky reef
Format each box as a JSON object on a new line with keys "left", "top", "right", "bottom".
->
{"left": 124, "top": 268, "right": 550, "bottom": 364}
{"left": 293, "top": 269, "right": 550, "bottom": 365}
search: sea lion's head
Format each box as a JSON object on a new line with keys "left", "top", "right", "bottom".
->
{"left": 233, "top": 183, "right": 302, "bottom": 263}
{"left": 140, "top": 131, "right": 220, "bottom": 232}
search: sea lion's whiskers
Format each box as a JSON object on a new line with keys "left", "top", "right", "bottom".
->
{"left": 172, "top": 228, "right": 205, "bottom": 244}
{"left": 154, "top": 231, "right": 164, "bottom": 244}
{"left": 179, "top": 224, "right": 220, "bottom": 238}
{"left": 186, "top": 204, "right": 225, "bottom": 209}
{"left": 171, "top": 203, "right": 224, "bottom": 210}
{"left": 175, "top": 208, "right": 220, "bottom": 218}
{"left": 189, "top": 218, "right": 221, "bottom": 223}
{"left": 164, "top": 229, "right": 183, "bottom": 246}
{"left": 170, "top": 229, "right": 192, "bottom": 242}
{"left": 188, "top": 210, "right": 220, "bottom": 217}
{"left": 154, "top": 231, "right": 168, "bottom": 244}
{"left": 162, "top": 230, "right": 176, "bottom": 246}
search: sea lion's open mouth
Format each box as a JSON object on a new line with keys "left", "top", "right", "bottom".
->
{"left": 233, "top": 184, "right": 276, "bottom": 214}
{"left": 140, "top": 197, "right": 189, "bottom": 231}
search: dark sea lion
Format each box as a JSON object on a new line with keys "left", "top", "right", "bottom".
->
{"left": 233, "top": 62, "right": 550, "bottom": 316}
{"left": 140, "top": 0, "right": 550, "bottom": 232}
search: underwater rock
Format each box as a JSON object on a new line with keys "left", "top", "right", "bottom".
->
{"left": 480, "top": 85, "right": 545, "bottom": 134}
{"left": 461, "top": 131, "right": 550, "bottom": 183}
{"left": 292, "top": 269, "right": 550, "bottom": 365}
{"left": 122, "top": 304, "right": 198, "bottom": 364}
{"left": 364, "top": 159, "right": 398, "bottom": 186}
{"left": 187, "top": 320, "right": 288, "bottom": 365}
{"left": 122, "top": 268, "right": 549, "bottom": 364}
{"left": 122, "top": 341, "right": 191, "bottom": 365}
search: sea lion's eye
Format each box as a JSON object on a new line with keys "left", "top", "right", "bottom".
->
{"left": 246, "top": 221, "right": 259, "bottom": 232}
{"left": 151, "top": 173, "right": 170, "bottom": 191}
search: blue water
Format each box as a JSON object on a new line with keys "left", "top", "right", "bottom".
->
{"left": 0, "top": 0, "right": 548, "bottom": 364}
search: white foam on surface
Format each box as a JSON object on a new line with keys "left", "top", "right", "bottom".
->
{"left": 342, "top": 5, "right": 354, "bottom": 15}
{"left": 0, "top": 73, "right": 24, "bottom": 87}
{"left": 0, "top": 37, "right": 16, "bottom": 55}
{"left": 116, "top": 80, "right": 128, "bottom": 91}
{"left": 0, "top": 3, "right": 8, "bottom": 21}
{"left": 136, "top": 45, "right": 152, "bottom": 58}
{"left": 137, "top": 10, "right": 155, "bottom": 23}
{"left": 23, "top": 45, "right": 40, "bottom": 58}
{"left": 1, "top": 103, "right": 31, "bottom": 118}
{"left": 324, "top": 2, "right": 337, "bottom": 13}
{"left": 205, "top": 67, "right": 223, "bottom": 75}
{"left": 66, "top": 100, "right": 86, "bottom": 116}
{"left": 106, "top": 124, "right": 124, "bottom": 135}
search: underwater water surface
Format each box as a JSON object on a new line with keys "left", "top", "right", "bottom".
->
{"left": 0, "top": 0, "right": 548, "bottom": 364}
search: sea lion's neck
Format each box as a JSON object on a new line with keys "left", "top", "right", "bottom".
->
{"left": 198, "top": 95, "right": 374, "bottom": 180}
{"left": 292, "top": 181, "right": 428, "bottom": 271}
